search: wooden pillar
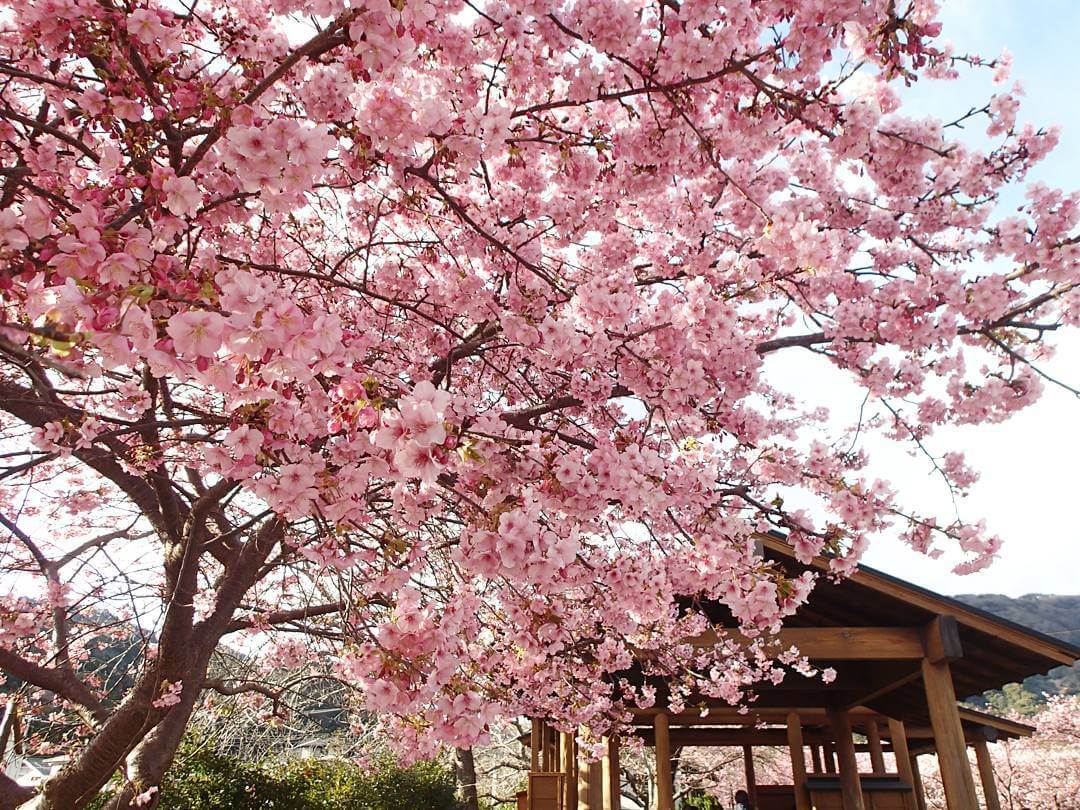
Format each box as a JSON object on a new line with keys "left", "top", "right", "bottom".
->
{"left": 910, "top": 754, "right": 928, "bottom": 810}
{"left": 921, "top": 657, "right": 979, "bottom": 810}
{"left": 888, "top": 719, "right": 914, "bottom": 782}
{"left": 561, "top": 731, "right": 577, "bottom": 810}
{"left": 578, "top": 747, "right": 587, "bottom": 810}
{"left": 811, "top": 744, "right": 824, "bottom": 774}
{"left": 654, "top": 713, "right": 674, "bottom": 810}
{"left": 531, "top": 719, "right": 542, "bottom": 771}
{"left": 824, "top": 742, "right": 837, "bottom": 773}
{"left": 743, "top": 745, "right": 757, "bottom": 806}
{"left": 867, "top": 721, "right": 886, "bottom": 774}
{"left": 589, "top": 760, "right": 603, "bottom": 809}
{"left": 546, "top": 722, "right": 556, "bottom": 770}
{"left": 786, "top": 712, "right": 812, "bottom": 810}
{"left": 575, "top": 730, "right": 604, "bottom": 810}
{"left": 601, "top": 736, "right": 620, "bottom": 810}
{"left": 973, "top": 739, "right": 1002, "bottom": 810}
{"left": 612, "top": 737, "right": 622, "bottom": 810}
{"left": 577, "top": 744, "right": 592, "bottom": 809}
{"left": 888, "top": 719, "right": 917, "bottom": 810}
{"left": 828, "top": 709, "right": 866, "bottom": 810}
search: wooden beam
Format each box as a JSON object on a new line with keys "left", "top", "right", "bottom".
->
{"left": 958, "top": 707, "right": 1035, "bottom": 740}
{"left": 921, "top": 657, "right": 979, "bottom": 810}
{"left": 630, "top": 727, "right": 895, "bottom": 749}
{"left": 922, "top": 616, "right": 963, "bottom": 664}
{"left": 973, "top": 738, "right": 1002, "bottom": 810}
{"left": 655, "top": 713, "right": 674, "bottom": 810}
{"left": 630, "top": 707, "right": 882, "bottom": 724}
{"left": 743, "top": 745, "right": 757, "bottom": 806}
{"left": 701, "top": 689, "right": 868, "bottom": 709}
{"left": 845, "top": 664, "right": 924, "bottom": 709}
{"left": 787, "top": 712, "right": 811, "bottom": 810}
{"left": 693, "top": 627, "right": 926, "bottom": 659}
{"left": 866, "top": 721, "right": 885, "bottom": 774}
{"left": 828, "top": 709, "right": 865, "bottom": 810}
{"left": 756, "top": 532, "right": 1080, "bottom": 668}
{"left": 811, "top": 744, "right": 823, "bottom": 774}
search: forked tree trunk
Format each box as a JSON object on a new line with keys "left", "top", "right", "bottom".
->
{"left": 22, "top": 520, "right": 285, "bottom": 809}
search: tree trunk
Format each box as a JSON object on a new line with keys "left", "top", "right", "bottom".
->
{"left": 25, "top": 520, "right": 284, "bottom": 810}
{"left": 0, "top": 773, "right": 34, "bottom": 810}
{"left": 456, "top": 748, "right": 480, "bottom": 810}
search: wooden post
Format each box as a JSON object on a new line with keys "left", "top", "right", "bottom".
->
{"left": 824, "top": 742, "right": 837, "bottom": 773}
{"left": 811, "top": 744, "right": 824, "bottom": 774}
{"left": 654, "top": 713, "right": 674, "bottom": 810}
{"left": 867, "top": 721, "right": 886, "bottom": 774}
{"left": 575, "top": 730, "right": 604, "bottom": 810}
{"left": 612, "top": 737, "right": 622, "bottom": 810}
{"left": 589, "top": 759, "right": 602, "bottom": 810}
{"left": 743, "top": 745, "right": 757, "bottom": 806}
{"left": 531, "top": 719, "right": 542, "bottom": 771}
{"left": 973, "top": 738, "right": 1002, "bottom": 810}
{"left": 561, "top": 731, "right": 576, "bottom": 810}
{"left": 543, "top": 722, "right": 553, "bottom": 771}
{"left": 574, "top": 747, "right": 591, "bottom": 810}
{"left": 921, "top": 657, "right": 979, "bottom": 810}
{"left": 888, "top": 719, "right": 917, "bottom": 810}
{"left": 577, "top": 742, "right": 592, "bottom": 810}
{"left": 786, "top": 712, "right": 812, "bottom": 810}
{"left": 910, "top": 755, "right": 928, "bottom": 810}
{"left": 888, "top": 720, "right": 913, "bottom": 779}
{"left": 600, "top": 736, "right": 613, "bottom": 810}
{"left": 828, "top": 709, "right": 866, "bottom": 810}
{"left": 601, "top": 736, "right": 620, "bottom": 810}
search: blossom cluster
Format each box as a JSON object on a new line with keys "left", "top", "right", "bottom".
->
{"left": 0, "top": 0, "right": 1076, "bottom": 777}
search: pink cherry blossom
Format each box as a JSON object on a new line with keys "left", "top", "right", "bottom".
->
{"left": 0, "top": 0, "right": 1076, "bottom": 802}
{"left": 152, "top": 681, "right": 183, "bottom": 709}
{"left": 162, "top": 174, "right": 202, "bottom": 217}
{"left": 166, "top": 310, "right": 226, "bottom": 358}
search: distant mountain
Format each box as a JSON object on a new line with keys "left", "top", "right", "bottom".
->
{"left": 954, "top": 593, "right": 1080, "bottom": 712}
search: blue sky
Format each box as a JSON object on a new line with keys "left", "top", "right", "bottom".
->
{"left": 772, "top": 0, "right": 1080, "bottom": 597}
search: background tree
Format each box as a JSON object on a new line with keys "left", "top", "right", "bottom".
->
{"left": 920, "top": 694, "right": 1080, "bottom": 809}
{"left": 0, "top": 0, "right": 1078, "bottom": 807}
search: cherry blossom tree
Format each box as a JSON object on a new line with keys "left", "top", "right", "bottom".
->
{"left": 920, "top": 695, "right": 1080, "bottom": 809}
{"left": 0, "top": 0, "right": 1078, "bottom": 807}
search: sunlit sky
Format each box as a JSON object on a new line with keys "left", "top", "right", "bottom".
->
{"left": 770, "top": 0, "right": 1080, "bottom": 598}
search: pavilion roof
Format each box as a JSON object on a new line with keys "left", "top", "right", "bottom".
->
{"left": 627, "top": 532, "right": 1079, "bottom": 728}
{"left": 747, "top": 533, "right": 1079, "bottom": 722}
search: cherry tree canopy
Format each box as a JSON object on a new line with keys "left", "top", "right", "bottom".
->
{"left": 0, "top": 0, "right": 1077, "bottom": 806}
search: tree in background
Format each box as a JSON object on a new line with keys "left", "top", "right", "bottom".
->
{"left": 920, "top": 694, "right": 1080, "bottom": 809}
{"left": 0, "top": 0, "right": 1078, "bottom": 807}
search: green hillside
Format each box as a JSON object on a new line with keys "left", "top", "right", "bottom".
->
{"left": 954, "top": 593, "right": 1080, "bottom": 713}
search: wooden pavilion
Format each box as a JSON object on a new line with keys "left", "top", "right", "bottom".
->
{"left": 517, "top": 533, "right": 1080, "bottom": 810}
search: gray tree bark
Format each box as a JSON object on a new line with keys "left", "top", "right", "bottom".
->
{"left": 456, "top": 747, "right": 480, "bottom": 810}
